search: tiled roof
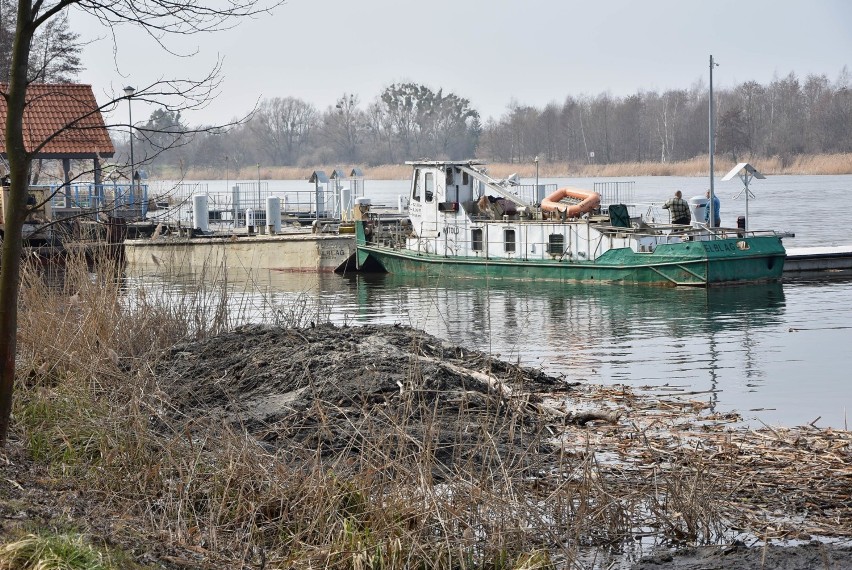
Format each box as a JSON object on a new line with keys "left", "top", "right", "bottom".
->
{"left": 0, "top": 83, "right": 115, "bottom": 158}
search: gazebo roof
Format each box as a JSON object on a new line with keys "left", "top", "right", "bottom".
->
{"left": 0, "top": 83, "right": 115, "bottom": 159}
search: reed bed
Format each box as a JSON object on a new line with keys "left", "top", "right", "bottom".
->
{"left": 2, "top": 252, "right": 850, "bottom": 569}
{"left": 167, "top": 153, "right": 852, "bottom": 182}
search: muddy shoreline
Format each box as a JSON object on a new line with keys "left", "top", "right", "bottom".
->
{"left": 634, "top": 542, "right": 852, "bottom": 569}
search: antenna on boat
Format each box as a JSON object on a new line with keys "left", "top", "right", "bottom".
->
{"left": 708, "top": 55, "right": 720, "bottom": 230}
{"left": 722, "top": 162, "right": 765, "bottom": 232}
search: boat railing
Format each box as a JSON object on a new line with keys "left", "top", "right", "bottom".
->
{"left": 601, "top": 223, "right": 781, "bottom": 243}
{"left": 499, "top": 182, "right": 557, "bottom": 205}
{"left": 595, "top": 181, "right": 636, "bottom": 208}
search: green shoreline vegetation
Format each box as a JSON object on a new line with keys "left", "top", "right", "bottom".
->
{"left": 161, "top": 152, "right": 852, "bottom": 182}
{"left": 1, "top": 253, "right": 850, "bottom": 568}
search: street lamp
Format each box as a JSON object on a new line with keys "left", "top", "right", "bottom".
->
{"left": 123, "top": 86, "right": 135, "bottom": 195}
{"left": 534, "top": 155, "right": 539, "bottom": 202}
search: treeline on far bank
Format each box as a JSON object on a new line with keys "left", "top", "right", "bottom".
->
{"left": 122, "top": 70, "right": 852, "bottom": 175}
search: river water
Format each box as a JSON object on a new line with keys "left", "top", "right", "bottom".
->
{"left": 138, "top": 174, "right": 852, "bottom": 429}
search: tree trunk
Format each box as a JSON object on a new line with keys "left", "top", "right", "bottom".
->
{"left": 0, "top": 0, "right": 34, "bottom": 445}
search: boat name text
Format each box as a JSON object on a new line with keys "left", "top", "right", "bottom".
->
{"left": 702, "top": 242, "right": 738, "bottom": 253}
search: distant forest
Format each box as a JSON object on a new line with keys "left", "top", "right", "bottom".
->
{"left": 127, "top": 70, "right": 852, "bottom": 171}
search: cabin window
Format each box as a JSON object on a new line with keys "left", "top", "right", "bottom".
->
{"left": 548, "top": 233, "right": 564, "bottom": 255}
{"left": 445, "top": 168, "right": 458, "bottom": 202}
{"left": 504, "top": 229, "right": 516, "bottom": 253}
{"left": 462, "top": 171, "right": 469, "bottom": 185}
{"left": 425, "top": 172, "right": 434, "bottom": 202}
{"left": 471, "top": 228, "right": 483, "bottom": 251}
{"left": 412, "top": 170, "right": 421, "bottom": 201}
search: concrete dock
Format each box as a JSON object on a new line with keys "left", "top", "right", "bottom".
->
{"left": 124, "top": 230, "right": 356, "bottom": 273}
{"left": 784, "top": 245, "right": 852, "bottom": 279}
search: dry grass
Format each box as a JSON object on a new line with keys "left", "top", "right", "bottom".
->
{"left": 5, "top": 252, "right": 851, "bottom": 568}
{"left": 165, "top": 153, "right": 852, "bottom": 181}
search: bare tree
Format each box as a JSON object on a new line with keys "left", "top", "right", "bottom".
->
{"left": 249, "top": 96, "right": 317, "bottom": 165}
{"left": 716, "top": 107, "right": 749, "bottom": 161}
{"left": 423, "top": 89, "right": 479, "bottom": 159}
{"left": 362, "top": 99, "right": 395, "bottom": 165}
{"left": 0, "top": 0, "right": 280, "bottom": 445}
{"left": 537, "top": 103, "right": 560, "bottom": 162}
{"left": 476, "top": 117, "right": 513, "bottom": 162}
{"left": 379, "top": 82, "right": 424, "bottom": 157}
{"left": 320, "top": 93, "right": 363, "bottom": 163}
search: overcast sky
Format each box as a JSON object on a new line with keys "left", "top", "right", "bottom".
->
{"left": 71, "top": 0, "right": 852, "bottom": 126}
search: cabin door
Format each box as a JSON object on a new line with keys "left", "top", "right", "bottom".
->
{"left": 418, "top": 170, "right": 439, "bottom": 238}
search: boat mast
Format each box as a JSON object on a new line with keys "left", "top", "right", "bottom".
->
{"left": 708, "top": 54, "right": 718, "bottom": 229}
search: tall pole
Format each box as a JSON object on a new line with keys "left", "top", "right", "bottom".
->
{"left": 123, "top": 86, "right": 135, "bottom": 201}
{"left": 534, "top": 155, "right": 539, "bottom": 202}
{"left": 708, "top": 56, "right": 717, "bottom": 229}
{"left": 744, "top": 171, "right": 750, "bottom": 232}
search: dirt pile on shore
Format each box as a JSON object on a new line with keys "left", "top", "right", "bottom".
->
{"left": 156, "top": 323, "right": 574, "bottom": 477}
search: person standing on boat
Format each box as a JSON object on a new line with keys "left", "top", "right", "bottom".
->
{"left": 705, "top": 190, "right": 721, "bottom": 227}
{"left": 662, "top": 190, "right": 691, "bottom": 225}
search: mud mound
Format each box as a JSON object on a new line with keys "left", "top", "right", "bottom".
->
{"left": 156, "top": 323, "right": 569, "bottom": 477}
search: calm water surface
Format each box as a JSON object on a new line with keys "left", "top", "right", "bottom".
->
{"left": 138, "top": 174, "right": 852, "bottom": 429}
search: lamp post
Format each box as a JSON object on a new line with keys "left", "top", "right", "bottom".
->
{"left": 534, "top": 155, "right": 539, "bottom": 202}
{"left": 123, "top": 86, "right": 135, "bottom": 198}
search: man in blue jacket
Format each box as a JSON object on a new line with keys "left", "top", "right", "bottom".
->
{"left": 705, "top": 190, "right": 721, "bottom": 227}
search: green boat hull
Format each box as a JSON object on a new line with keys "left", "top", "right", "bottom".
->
{"left": 356, "top": 226, "right": 785, "bottom": 287}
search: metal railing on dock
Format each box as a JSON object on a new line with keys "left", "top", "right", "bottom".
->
{"left": 42, "top": 182, "right": 149, "bottom": 219}
{"left": 147, "top": 181, "right": 365, "bottom": 231}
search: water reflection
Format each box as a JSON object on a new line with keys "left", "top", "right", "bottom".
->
{"left": 135, "top": 266, "right": 787, "bottom": 396}
{"left": 342, "top": 273, "right": 786, "bottom": 367}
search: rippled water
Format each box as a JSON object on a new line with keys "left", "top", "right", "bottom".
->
{"left": 137, "top": 174, "right": 852, "bottom": 429}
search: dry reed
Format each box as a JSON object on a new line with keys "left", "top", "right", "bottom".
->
{"left": 7, "top": 251, "right": 851, "bottom": 569}
{"left": 163, "top": 153, "right": 852, "bottom": 182}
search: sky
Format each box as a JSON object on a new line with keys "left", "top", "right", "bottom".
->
{"left": 70, "top": 0, "right": 852, "bottom": 128}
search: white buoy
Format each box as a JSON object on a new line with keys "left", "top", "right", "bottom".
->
{"left": 192, "top": 194, "right": 209, "bottom": 233}
{"left": 266, "top": 196, "right": 281, "bottom": 234}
